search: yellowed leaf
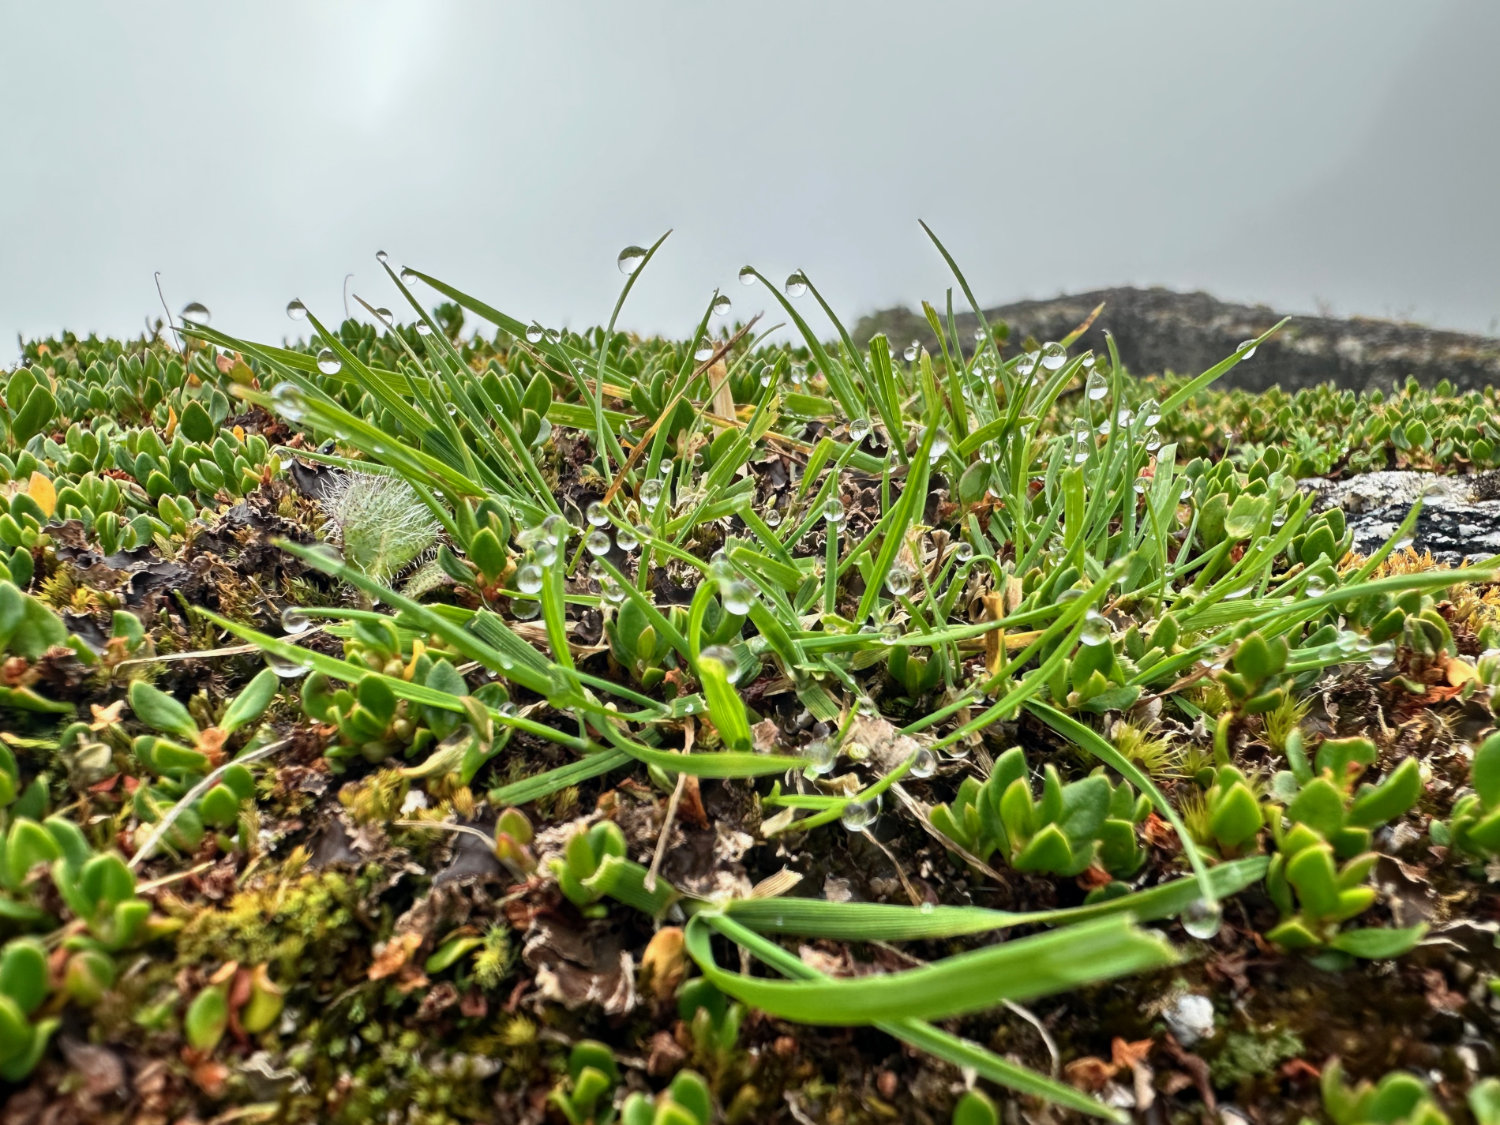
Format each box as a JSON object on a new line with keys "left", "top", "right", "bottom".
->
{"left": 27, "top": 472, "right": 56, "bottom": 518}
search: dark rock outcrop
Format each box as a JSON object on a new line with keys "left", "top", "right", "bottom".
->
{"left": 1303, "top": 470, "right": 1500, "bottom": 565}
{"left": 855, "top": 287, "right": 1500, "bottom": 394}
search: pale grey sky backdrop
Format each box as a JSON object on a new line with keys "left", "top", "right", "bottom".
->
{"left": 2, "top": 1, "right": 1497, "bottom": 360}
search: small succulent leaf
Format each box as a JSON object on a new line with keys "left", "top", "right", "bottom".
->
{"left": 0, "top": 939, "right": 49, "bottom": 1016}
{"left": 1284, "top": 844, "right": 1341, "bottom": 918}
{"left": 1472, "top": 731, "right": 1500, "bottom": 809}
{"left": 128, "top": 681, "right": 200, "bottom": 742}
{"left": 1328, "top": 925, "right": 1426, "bottom": 960}
{"left": 220, "top": 669, "right": 279, "bottom": 735}
{"left": 1285, "top": 777, "right": 1346, "bottom": 839}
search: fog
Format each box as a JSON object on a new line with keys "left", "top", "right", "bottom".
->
{"left": 2, "top": 1, "right": 1496, "bottom": 360}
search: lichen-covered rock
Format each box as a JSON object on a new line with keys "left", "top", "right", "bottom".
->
{"left": 1302, "top": 470, "right": 1500, "bottom": 563}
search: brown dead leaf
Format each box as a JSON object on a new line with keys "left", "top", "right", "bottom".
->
{"left": 368, "top": 932, "right": 424, "bottom": 982}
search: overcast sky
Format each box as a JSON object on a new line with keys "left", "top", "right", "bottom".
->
{"left": 3, "top": 1, "right": 1497, "bottom": 361}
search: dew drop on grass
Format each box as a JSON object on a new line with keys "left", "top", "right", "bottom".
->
{"left": 788, "top": 364, "right": 807, "bottom": 387}
{"left": 541, "top": 514, "right": 569, "bottom": 545}
{"left": 944, "top": 740, "right": 972, "bottom": 760}
{"left": 848, "top": 417, "right": 872, "bottom": 443}
{"left": 399, "top": 268, "right": 418, "bottom": 284}
{"left": 271, "top": 383, "right": 307, "bottom": 422}
{"left": 601, "top": 579, "right": 627, "bottom": 606}
{"left": 498, "top": 702, "right": 520, "bottom": 718}
{"left": 880, "top": 622, "right": 903, "bottom": 645}
{"left": 1366, "top": 642, "right": 1395, "bottom": 669}
{"left": 840, "top": 797, "right": 878, "bottom": 833}
{"left": 515, "top": 564, "right": 544, "bottom": 595}
{"left": 758, "top": 369, "right": 774, "bottom": 388}
{"left": 928, "top": 427, "right": 951, "bottom": 461}
{"left": 909, "top": 748, "right": 938, "bottom": 778}
{"left": 416, "top": 322, "right": 433, "bottom": 337}
{"left": 266, "top": 651, "right": 310, "bottom": 679}
{"left": 803, "top": 737, "right": 837, "bottom": 775}
{"left": 374, "top": 307, "right": 393, "bottom": 325}
{"left": 614, "top": 524, "right": 640, "bottom": 551}
{"left": 180, "top": 301, "right": 210, "bottom": 324}
{"left": 711, "top": 294, "right": 732, "bottom": 317}
{"left": 307, "top": 543, "right": 344, "bottom": 566}
{"left": 1085, "top": 370, "right": 1109, "bottom": 401}
{"left": 1304, "top": 575, "right": 1327, "bottom": 597}
{"left": 977, "top": 440, "right": 998, "bottom": 464}
{"left": 1015, "top": 352, "right": 1038, "bottom": 378}
{"left": 694, "top": 338, "right": 715, "bottom": 362}
{"left": 1080, "top": 610, "right": 1111, "bottom": 646}
{"left": 822, "top": 498, "right": 845, "bottom": 525}
{"left": 534, "top": 539, "right": 558, "bottom": 567}
{"left": 700, "top": 644, "right": 740, "bottom": 682}
{"left": 903, "top": 341, "right": 919, "bottom": 362}
{"left": 585, "top": 529, "right": 611, "bottom": 556}
{"left": 585, "top": 501, "right": 608, "bottom": 527}
{"left": 1182, "top": 899, "right": 1223, "bottom": 939}
{"left": 886, "top": 567, "right": 913, "bottom": 597}
{"left": 721, "top": 579, "right": 754, "bottom": 615}
{"left": 738, "top": 265, "right": 757, "bottom": 285}
{"left": 1040, "top": 341, "right": 1067, "bottom": 371}
{"left": 951, "top": 542, "right": 974, "bottom": 564}
{"left": 280, "top": 607, "right": 312, "bottom": 635}
{"left": 315, "top": 349, "right": 342, "bottom": 375}
{"left": 617, "top": 245, "right": 647, "bottom": 275}
{"left": 511, "top": 598, "right": 541, "bottom": 620}
{"left": 375, "top": 250, "right": 389, "bottom": 264}
{"left": 1139, "top": 398, "right": 1162, "bottom": 427}
{"left": 763, "top": 507, "right": 782, "bottom": 529}
{"left": 525, "top": 323, "right": 545, "bottom": 344}
{"left": 1237, "top": 339, "right": 1258, "bottom": 359}
{"left": 641, "top": 478, "right": 664, "bottom": 511}
{"left": 1080, "top": 352, "right": 1096, "bottom": 369}
{"left": 784, "top": 271, "right": 809, "bottom": 298}
{"left": 286, "top": 298, "right": 308, "bottom": 321}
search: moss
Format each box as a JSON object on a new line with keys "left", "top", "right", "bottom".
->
{"left": 175, "top": 866, "right": 367, "bottom": 978}
{"left": 1208, "top": 1024, "right": 1304, "bottom": 1089}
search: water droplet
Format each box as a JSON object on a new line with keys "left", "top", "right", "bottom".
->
{"left": 880, "top": 622, "right": 903, "bottom": 645}
{"left": 286, "top": 298, "right": 308, "bottom": 321}
{"left": 694, "top": 338, "right": 715, "bottom": 362}
{"left": 307, "top": 543, "right": 343, "bottom": 567}
{"left": 374, "top": 307, "right": 393, "bottom": 325}
{"left": 1304, "top": 575, "right": 1327, "bottom": 597}
{"left": 944, "top": 740, "right": 973, "bottom": 760}
{"left": 375, "top": 250, "right": 389, "bottom": 264}
{"left": 700, "top": 644, "right": 741, "bottom": 683}
{"left": 721, "top": 579, "right": 754, "bottom": 615}
{"left": 415, "top": 322, "right": 433, "bottom": 337}
{"left": 266, "top": 651, "right": 310, "bottom": 679}
{"left": 399, "top": 268, "right": 418, "bottom": 284}
{"left": 788, "top": 364, "right": 807, "bottom": 387}
{"left": 848, "top": 417, "right": 872, "bottom": 443}
{"left": 1237, "top": 340, "right": 1258, "bottom": 360}
{"left": 614, "top": 525, "right": 640, "bottom": 552}
{"left": 525, "top": 322, "right": 545, "bottom": 344}
{"left": 498, "top": 702, "right": 520, "bottom": 718}
{"left": 585, "top": 529, "right": 612, "bottom": 556}
{"left": 1394, "top": 536, "right": 1415, "bottom": 551}
{"left": 904, "top": 340, "right": 920, "bottom": 362}
{"left": 803, "top": 737, "right": 837, "bottom": 775}
{"left": 585, "top": 501, "right": 609, "bottom": 527}
{"left": 758, "top": 369, "right": 774, "bottom": 388}
{"left": 534, "top": 538, "right": 558, "bottom": 566}
{"left": 1085, "top": 370, "right": 1109, "bottom": 401}
{"left": 1182, "top": 899, "right": 1223, "bottom": 939}
{"left": 928, "top": 427, "right": 951, "bottom": 461}
{"left": 516, "top": 564, "right": 544, "bottom": 595}
{"left": 617, "top": 245, "right": 647, "bottom": 275}
{"left": 886, "top": 567, "right": 913, "bottom": 597}
{"left": 180, "top": 301, "right": 210, "bottom": 324}
{"left": 1016, "top": 352, "right": 1038, "bottom": 378}
{"left": 546, "top": 327, "right": 562, "bottom": 342}
{"left": 909, "top": 749, "right": 938, "bottom": 778}
{"left": 1040, "top": 342, "right": 1067, "bottom": 371}
{"left": 1080, "top": 353, "right": 1096, "bottom": 369}
{"left": 823, "top": 498, "right": 846, "bottom": 525}
{"left": 316, "top": 348, "right": 342, "bottom": 375}
{"left": 280, "top": 607, "right": 312, "bottom": 635}
{"left": 511, "top": 598, "right": 541, "bottom": 621}
{"left": 271, "top": 383, "right": 307, "bottom": 422}
{"left": 973, "top": 326, "right": 987, "bottom": 344}
{"left": 711, "top": 294, "right": 732, "bottom": 317}
{"left": 977, "top": 440, "right": 998, "bottom": 464}
{"left": 784, "top": 271, "right": 809, "bottom": 298}
{"left": 763, "top": 507, "right": 782, "bottom": 529}
{"left": 738, "top": 265, "right": 757, "bottom": 286}
{"left": 951, "top": 542, "right": 974, "bottom": 564}
{"left": 641, "top": 478, "right": 664, "bottom": 511}
{"left": 840, "top": 796, "right": 878, "bottom": 833}
{"left": 1080, "top": 610, "right": 1111, "bottom": 646}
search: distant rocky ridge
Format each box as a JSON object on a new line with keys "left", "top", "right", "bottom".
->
{"left": 853, "top": 287, "right": 1500, "bottom": 393}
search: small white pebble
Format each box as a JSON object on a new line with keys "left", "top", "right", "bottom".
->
{"left": 1164, "top": 993, "right": 1215, "bottom": 1048}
